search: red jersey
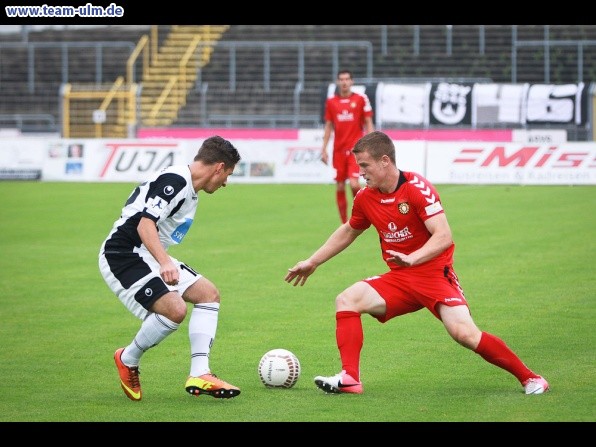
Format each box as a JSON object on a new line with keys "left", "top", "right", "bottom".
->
{"left": 349, "top": 171, "right": 455, "bottom": 271}
{"left": 324, "top": 92, "right": 373, "bottom": 152}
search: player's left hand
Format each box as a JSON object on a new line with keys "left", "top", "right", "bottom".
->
{"left": 385, "top": 250, "right": 414, "bottom": 267}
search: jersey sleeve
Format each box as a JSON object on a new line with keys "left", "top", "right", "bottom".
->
{"left": 348, "top": 188, "right": 372, "bottom": 230}
{"left": 407, "top": 174, "right": 444, "bottom": 222}
{"left": 361, "top": 93, "right": 373, "bottom": 117}
{"left": 142, "top": 172, "right": 187, "bottom": 222}
{"left": 324, "top": 98, "right": 333, "bottom": 122}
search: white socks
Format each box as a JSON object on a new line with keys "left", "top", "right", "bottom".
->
{"left": 121, "top": 312, "right": 179, "bottom": 366}
{"left": 188, "top": 302, "right": 220, "bottom": 377}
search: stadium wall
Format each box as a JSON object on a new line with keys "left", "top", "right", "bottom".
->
{"left": 1, "top": 130, "right": 594, "bottom": 185}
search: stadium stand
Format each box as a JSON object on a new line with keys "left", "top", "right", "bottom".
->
{"left": 1, "top": 25, "right": 595, "bottom": 134}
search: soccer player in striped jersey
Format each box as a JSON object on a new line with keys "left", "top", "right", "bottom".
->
{"left": 99, "top": 136, "right": 242, "bottom": 401}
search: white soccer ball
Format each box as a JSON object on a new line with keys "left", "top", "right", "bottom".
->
{"left": 258, "top": 348, "right": 301, "bottom": 388}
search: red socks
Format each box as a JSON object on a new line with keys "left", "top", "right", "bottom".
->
{"left": 335, "top": 320, "right": 538, "bottom": 385}
{"left": 336, "top": 190, "right": 347, "bottom": 223}
{"left": 474, "top": 332, "right": 538, "bottom": 384}
{"left": 336, "top": 311, "right": 362, "bottom": 381}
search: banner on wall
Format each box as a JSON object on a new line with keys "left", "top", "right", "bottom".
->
{"left": 0, "top": 137, "right": 44, "bottom": 180}
{"left": 1, "top": 135, "right": 594, "bottom": 185}
{"left": 472, "top": 83, "right": 529, "bottom": 125}
{"left": 375, "top": 83, "right": 430, "bottom": 127}
{"left": 429, "top": 82, "right": 474, "bottom": 126}
{"left": 525, "top": 83, "right": 586, "bottom": 125}
{"left": 368, "top": 81, "right": 589, "bottom": 129}
{"left": 42, "top": 140, "right": 189, "bottom": 182}
{"left": 425, "top": 142, "right": 596, "bottom": 185}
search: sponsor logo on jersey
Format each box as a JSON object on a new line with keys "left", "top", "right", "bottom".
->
{"left": 171, "top": 218, "right": 193, "bottom": 244}
{"left": 381, "top": 222, "right": 412, "bottom": 242}
{"left": 337, "top": 110, "right": 354, "bottom": 122}
{"left": 147, "top": 195, "right": 167, "bottom": 218}
{"left": 380, "top": 198, "right": 395, "bottom": 204}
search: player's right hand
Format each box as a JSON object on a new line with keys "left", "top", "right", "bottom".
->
{"left": 284, "top": 260, "right": 317, "bottom": 287}
{"left": 160, "top": 261, "right": 180, "bottom": 286}
{"left": 320, "top": 150, "right": 329, "bottom": 165}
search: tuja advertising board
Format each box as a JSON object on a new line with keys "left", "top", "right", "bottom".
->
{"left": 0, "top": 131, "right": 594, "bottom": 185}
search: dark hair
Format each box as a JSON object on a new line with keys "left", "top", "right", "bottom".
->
{"left": 352, "top": 131, "right": 396, "bottom": 164}
{"left": 194, "top": 135, "right": 241, "bottom": 170}
{"left": 337, "top": 69, "right": 353, "bottom": 79}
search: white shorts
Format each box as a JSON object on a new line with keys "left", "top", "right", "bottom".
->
{"left": 98, "top": 247, "right": 203, "bottom": 320}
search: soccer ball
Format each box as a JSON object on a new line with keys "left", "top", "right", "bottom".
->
{"left": 258, "top": 349, "right": 301, "bottom": 388}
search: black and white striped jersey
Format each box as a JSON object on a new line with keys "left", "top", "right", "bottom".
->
{"left": 100, "top": 165, "right": 198, "bottom": 254}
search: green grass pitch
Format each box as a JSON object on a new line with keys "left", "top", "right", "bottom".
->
{"left": 0, "top": 181, "right": 594, "bottom": 422}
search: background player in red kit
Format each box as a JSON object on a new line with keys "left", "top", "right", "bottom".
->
{"left": 286, "top": 131, "right": 549, "bottom": 396}
{"left": 321, "top": 70, "right": 374, "bottom": 223}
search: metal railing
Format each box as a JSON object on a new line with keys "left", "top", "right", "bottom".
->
{"left": 512, "top": 39, "right": 596, "bottom": 83}
{"left": 0, "top": 41, "right": 136, "bottom": 93}
{"left": 204, "top": 113, "right": 320, "bottom": 128}
{"left": 198, "top": 40, "right": 374, "bottom": 92}
{"left": 0, "top": 113, "right": 57, "bottom": 132}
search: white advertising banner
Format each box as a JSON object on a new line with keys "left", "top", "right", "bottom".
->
{"left": 0, "top": 137, "right": 45, "bottom": 179}
{"left": 37, "top": 136, "right": 426, "bottom": 184}
{"left": 1, "top": 136, "right": 594, "bottom": 185}
{"left": 229, "top": 139, "right": 426, "bottom": 184}
{"left": 472, "top": 83, "right": 529, "bottom": 125}
{"left": 375, "top": 82, "right": 430, "bottom": 126}
{"left": 425, "top": 142, "right": 596, "bottom": 185}
{"left": 43, "top": 139, "right": 189, "bottom": 182}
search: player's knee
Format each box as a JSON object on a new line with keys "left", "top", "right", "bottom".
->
{"left": 449, "top": 324, "right": 481, "bottom": 349}
{"left": 334, "top": 291, "right": 351, "bottom": 310}
{"left": 201, "top": 286, "right": 220, "bottom": 303}
{"left": 168, "top": 300, "right": 188, "bottom": 324}
{"left": 184, "top": 278, "right": 221, "bottom": 304}
{"left": 334, "top": 289, "right": 365, "bottom": 312}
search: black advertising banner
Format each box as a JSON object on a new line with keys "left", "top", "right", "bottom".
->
{"left": 429, "top": 82, "right": 473, "bottom": 126}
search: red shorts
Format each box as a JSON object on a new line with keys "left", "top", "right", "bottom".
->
{"left": 362, "top": 264, "right": 469, "bottom": 322}
{"left": 332, "top": 148, "right": 360, "bottom": 183}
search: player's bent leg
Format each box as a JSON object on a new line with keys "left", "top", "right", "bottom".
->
{"left": 439, "top": 304, "right": 482, "bottom": 349}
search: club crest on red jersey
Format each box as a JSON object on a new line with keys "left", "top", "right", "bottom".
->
{"left": 398, "top": 202, "right": 410, "bottom": 214}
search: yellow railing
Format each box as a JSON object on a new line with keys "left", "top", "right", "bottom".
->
{"left": 62, "top": 78, "right": 139, "bottom": 138}
{"left": 148, "top": 34, "right": 203, "bottom": 123}
{"left": 127, "top": 34, "right": 149, "bottom": 85}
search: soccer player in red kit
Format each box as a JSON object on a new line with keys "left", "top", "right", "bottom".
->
{"left": 321, "top": 70, "right": 374, "bottom": 223}
{"left": 286, "top": 131, "right": 549, "bottom": 396}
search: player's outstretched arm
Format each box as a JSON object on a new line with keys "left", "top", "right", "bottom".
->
{"left": 284, "top": 223, "right": 363, "bottom": 287}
